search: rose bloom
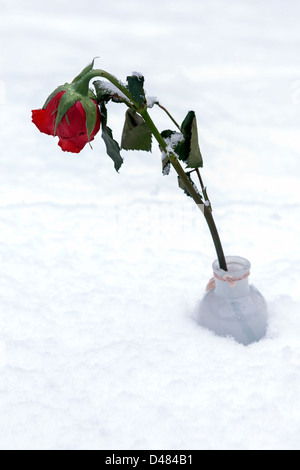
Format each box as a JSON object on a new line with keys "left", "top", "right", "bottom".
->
{"left": 32, "top": 91, "right": 101, "bottom": 153}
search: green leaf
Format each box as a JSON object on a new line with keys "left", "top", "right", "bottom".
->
{"left": 160, "top": 130, "right": 174, "bottom": 175}
{"left": 126, "top": 74, "right": 145, "bottom": 108}
{"left": 121, "top": 109, "right": 152, "bottom": 152}
{"left": 100, "top": 102, "right": 123, "bottom": 172}
{"left": 101, "top": 126, "right": 123, "bottom": 172}
{"left": 88, "top": 88, "right": 97, "bottom": 101}
{"left": 175, "top": 111, "right": 203, "bottom": 168}
{"left": 43, "top": 84, "right": 69, "bottom": 108}
{"left": 93, "top": 80, "right": 112, "bottom": 102}
{"left": 186, "top": 114, "right": 203, "bottom": 168}
{"left": 93, "top": 80, "right": 124, "bottom": 104}
{"left": 80, "top": 96, "right": 98, "bottom": 139}
{"left": 71, "top": 59, "right": 96, "bottom": 83}
{"left": 54, "top": 91, "right": 81, "bottom": 135}
{"left": 160, "top": 129, "right": 176, "bottom": 140}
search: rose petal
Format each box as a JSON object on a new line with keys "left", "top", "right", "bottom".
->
{"left": 32, "top": 91, "right": 66, "bottom": 135}
{"left": 32, "top": 91, "right": 100, "bottom": 153}
{"left": 58, "top": 135, "right": 88, "bottom": 153}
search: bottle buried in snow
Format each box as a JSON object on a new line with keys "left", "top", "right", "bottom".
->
{"left": 197, "top": 256, "right": 268, "bottom": 346}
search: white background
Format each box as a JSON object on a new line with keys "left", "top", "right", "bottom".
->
{"left": 0, "top": 0, "right": 300, "bottom": 449}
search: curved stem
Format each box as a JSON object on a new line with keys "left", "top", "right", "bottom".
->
{"left": 172, "top": 158, "right": 227, "bottom": 271}
{"left": 79, "top": 67, "right": 227, "bottom": 270}
{"left": 140, "top": 108, "right": 227, "bottom": 271}
{"left": 85, "top": 69, "right": 140, "bottom": 108}
{"left": 156, "top": 103, "right": 181, "bottom": 131}
{"left": 203, "top": 209, "right": 227, "bottom": 271}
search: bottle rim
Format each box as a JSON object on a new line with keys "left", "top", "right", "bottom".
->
{"left": 213, "top": 256, "right": 251, "bottom": 281}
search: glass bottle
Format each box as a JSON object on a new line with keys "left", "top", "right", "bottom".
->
{"left": 197, "top": 256, "right": 268, "bottom": 345}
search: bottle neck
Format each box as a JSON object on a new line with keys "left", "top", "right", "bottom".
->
{"left": 212, "top": 256, "right": 251, "bottom": 299}
{"left": 214, "top": 274, "right": 250, "bottom": 299}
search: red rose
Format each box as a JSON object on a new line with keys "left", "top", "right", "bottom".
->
{"left": 32, "top": 90, "right": 101, "bottom": 153}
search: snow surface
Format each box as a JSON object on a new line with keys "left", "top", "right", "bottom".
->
{"left": 1, "top": 0, "right": 300, "bottom": 450}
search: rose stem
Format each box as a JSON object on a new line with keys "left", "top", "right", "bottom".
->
{"left": 140, "top": 108, "right": 228, "bottom": 271}
{"left": 86, "top": 68, "right": 227, "bottom": 271}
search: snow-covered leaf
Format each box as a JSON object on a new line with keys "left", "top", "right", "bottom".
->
{"left": 126, "top": 74, "right": 145, "bottom": 108}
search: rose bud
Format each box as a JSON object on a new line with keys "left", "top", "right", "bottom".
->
{"left": 32, "top": 63, "right": 101, "bottom": 153}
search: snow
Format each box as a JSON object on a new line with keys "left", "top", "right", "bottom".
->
{"left": 146, "top": 96, "right": 158, "bottom": 108}
{"left": 131, "top": 72, "right": 144, "bottom": 79}
{"left": 1, "top": 0, "right": 300, "bottom": 450}
{"left": 96, "top": 80, "right": 130, "bottom": 103}
{"left": 0, "top": 81, "right": 5, "bottom": 105}
{"left": 165, "top": 132, "right": 184, "bottom": 149}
